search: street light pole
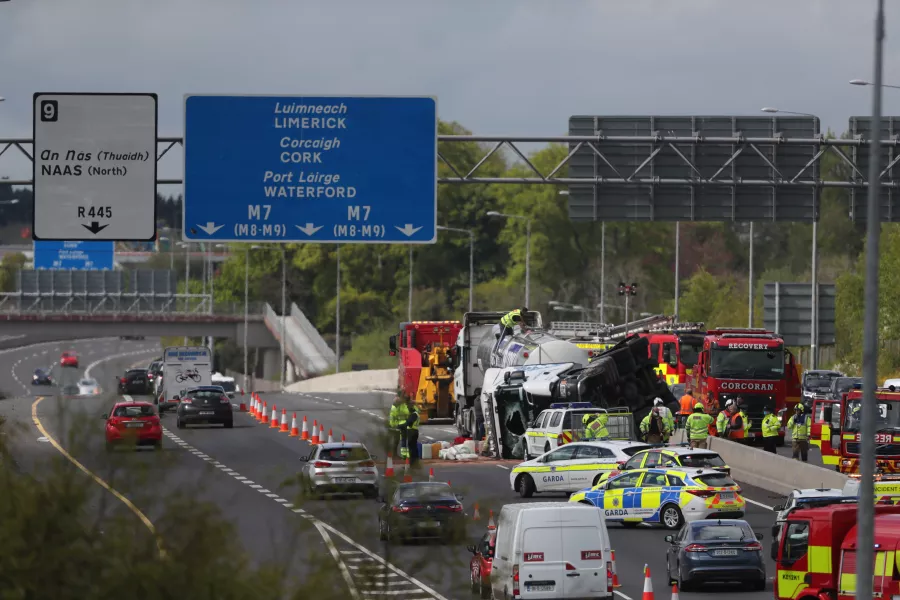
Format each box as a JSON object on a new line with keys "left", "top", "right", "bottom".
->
{"left": 336, "top": 245, "right": 341, "bottom": 373}
{"left": 243, "top": 245, "right": 261, "bottom": 393}
{"left": 408, "top": 246, "right": 413, "bottom": 321}
{"left": 600, "top": 222, "right": 606, "bottom": 324}
{"left": 748, "top": 223, "right": 754, "bottom": 327}
{"left": 618, "top": 282, "right": 638, "bottom": 334}
{"left": 280, "top": 247, "right": 287, "bottom": 390}
{"left": 674, "top": 223, "right": 680, "bottom": 321}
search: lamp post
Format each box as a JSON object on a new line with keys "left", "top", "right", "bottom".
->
{"left": 850, "top": 78, "right": 900, "bottom": 89}
{"left": 336, "top": 245, "right": 341, "bottom": 373}
{"left": 159, "top": 236, "right": 174, "bottom": 271}
{"left": 408, "top": 246, "right": 413, "bottom": 321}
{"left": 487, "top": 211, "right": 531, "bottom": 307}
{"left": 618, "top": 282, "right": 638, "bottom": 334}
{"left": 437, "top": 225, "right": 475, "bottom": 312}
{"left": 280, "top": 246, "right": 287, "bottom": 389}
{"left": 244, "top": 244, "right": 262, "bottom": 393}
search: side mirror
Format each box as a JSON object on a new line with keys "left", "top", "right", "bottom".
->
{"left": 617, "top": 464, "right": 625, "bottom": 470}
{"left": 101, "top": 414, "right": 108, "bottom": 419}
{"left": 756, "top": 532, "right": 764, "bottom": 540}
{"left": 455, "top": 494, "right": 466, "bottom": 501}
{"left": 467, "top": 544, "right": 477, "bottom": 554}
{"left": 773, "top": 505, "right": 783, "bottom": 512}
{"left": 298, "top": 455, "right": 308, "bottom": 462}
{"left": 664, "top": 535, "right": 675, "bottom": 543}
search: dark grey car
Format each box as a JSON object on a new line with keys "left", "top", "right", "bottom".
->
{"left": 665, "top": 519, "right": 766, "bottom": 592}
{"left": 175, "top": 386, "right": 233, "bottom": 429}
{"left": 829, "top": 376, "right": 862, "bottom": 401}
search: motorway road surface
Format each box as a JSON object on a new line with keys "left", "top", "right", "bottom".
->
{"left": 0, "top": 337, "right": 828, "bottom": 599}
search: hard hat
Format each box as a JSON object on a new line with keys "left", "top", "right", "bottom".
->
{"left": 653, "top": 397, "right": 663, "bottom": 406}
{"left": 725, "top": 399, "right": 734, "bottom": 407}
{"left": 694, "top": 402, "right": 704, "bottom": 410}
{"left": 795, "top": 403, "right": 803, "bottom": 411}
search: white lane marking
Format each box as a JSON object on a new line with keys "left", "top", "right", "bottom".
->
{"left": 496, "top": 465, "right": 509, "bottom": 470}
{"left": 744, "top": 497, "right": 775, "bottom": 511}
{"left": 313, "top": 520, "right": 362, "bottom": 600}
{"left": 614, "top": 592, "right": 634, "bottom": 600}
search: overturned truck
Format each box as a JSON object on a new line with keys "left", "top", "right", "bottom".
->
{"left": 477, "top": 334, "right": 678, "bottom": 459}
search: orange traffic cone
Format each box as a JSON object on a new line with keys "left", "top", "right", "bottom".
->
{"left": 260, "top": 402, "right": 269, "bottom": 424}
{"left": 279, "top": 410, "right": 289, "bottom": 432}
{"left": 270, "top": 405, "right": 280, "bottom": 429}
{"left": 611, "top": 550, "right": 621, "bottom": 588}
{"left": 642, "top": 564, "right": 654, "bottom": 600}
{"left": 238, "top": 394, "right": 247, "bottom": 412}
{"left": 403, "top": 458, "right": 412, "bottom": 482}
{"left": 670, "top": 583, "right": 679, "bottom": 600}
{"left": 311, "top": 423, "right": 320, "bottom": 445}
{"left": 341, "top": 433, "right": 346, "bottom": 442}
{"left": 289, "top": 413, "right": 299, "bottom": 436}
{"left": 300, "top": 416, "right": 309, "bottom": 440}
{"left": 428, "top": 467, "right": 435, "bottom": 481}
{"left": 487, "top": 510, "right": 496, "bottom": 529}
{"left": 327, "top": 429, "right": 334, "bottom": 443}
{"left": 249, "top": 396, "right": 256, "bottom": 417}
{"left": 318, "top": 424, "right": 326, "bottom": 444}
{"left": 385, "top": 453, "right": 394, "bottom": 477}
{"left": 472, "top": 503, "right": 481, "bottom": 520}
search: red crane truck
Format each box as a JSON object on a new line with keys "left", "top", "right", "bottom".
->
{"left": 389, "top": 321, "right": 462, "bottom": 423}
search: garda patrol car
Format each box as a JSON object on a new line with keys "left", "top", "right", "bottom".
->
{"left": 509, "top": 440, "right": 652, "bottom": 498}
{"left": 620, "top": 446, "right": 731, "bottom": 475}
{"left": 523, "top": 402, "right": 634, "bottom": 459}
{"left": 569, "top": 467, "right": 746, "bottom": 529}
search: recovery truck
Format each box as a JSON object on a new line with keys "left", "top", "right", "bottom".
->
{"left": 821, "top": 383, "right": 900, "bottom": 476}
{"left": 605, "top": 316, "right": 706, "bottom": 385}
{"left": 389, "top": 320, "right": 462, "bottom": 423}
{"left": 685, "top": 328, "right": 803, "bottom": 444}
{"left": 453, "top": 312, "right": 676, "bottom": 456}
{"left": 774, "top": 502, "right": 900, "bottom": 599}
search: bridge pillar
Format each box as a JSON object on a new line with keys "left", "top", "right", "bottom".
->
{"left": 262, "top": 349, "right": 281, "bottom": 384}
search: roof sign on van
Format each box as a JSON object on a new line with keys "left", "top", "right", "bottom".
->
{"left": 524, "top": 552, "right": 544, "bottom": 562}
{"left": 581, "top": 550, "right": 603, "bottom": 560}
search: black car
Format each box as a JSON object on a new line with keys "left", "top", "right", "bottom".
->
{"left": 32, "top": 369, "right": 52, "bottom": 386}
{"left": 377, "top": 482, "right": 466, "bottom": 543}
{"left": 118, "top": 368, "right": 152, "bottom": 395}
{"left": 829, "top": 376, "right": 862, "bottom": 401}
{"left": 175, "top": 386, "right": 233, "bottom": 429}
{"left": 665, "top": 519, "right": 766, "bottom": 592}
{"left": 801, "top": 369, "right": 844, "bottom": 406}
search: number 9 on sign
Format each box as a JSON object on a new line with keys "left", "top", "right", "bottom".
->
{"left": 40, "top": 100, "right": 58, "bottom": 122}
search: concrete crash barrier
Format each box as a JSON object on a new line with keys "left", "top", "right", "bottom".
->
{"left": 286, "top": 368, "right": 397, "bottom": 393}
{"left": 707, "top": 436, "right": 849, "bottom": 496}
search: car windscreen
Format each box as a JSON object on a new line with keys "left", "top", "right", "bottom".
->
{"left": 214, "top": 380, "right": 236, "bottom": 392}
{"left": 680, "top": 453, "right": 726, "bottom": 468}
{"left": 805, "top": 376, "right": 835, "bottom": 389}
{"left": 835, "top": 378, "right": 860, "bottom": 393}
{"left": 398, "top": 483, "right": 453, "bottom": 500}
{"left": 113, "top": 405, "right": 155, "bottom": 417}
{"left": 187, "top": 391, "right": 225, "bottom": 402}
{"left": 621, "top": 445, "right": 652, "bottom": 457}
{"left": 694, "top": 473, "right": 738, "bottom": 488}
{"left": 692, "top": 523, "right": 752, "bottom": 541}
{"left": 318, "top": 447, "right": 370, "bottom": 462}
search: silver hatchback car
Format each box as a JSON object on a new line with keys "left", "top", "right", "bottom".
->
{"left": 300, "top": 442, "right": 379, "bottom": 498}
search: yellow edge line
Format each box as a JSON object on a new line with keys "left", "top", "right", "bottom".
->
{"left": 31, "top": 395, "right": 166, "bottom": 558}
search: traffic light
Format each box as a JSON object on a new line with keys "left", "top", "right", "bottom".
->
{"left": 618, "top": 282, "right": 638, "bottom": 296}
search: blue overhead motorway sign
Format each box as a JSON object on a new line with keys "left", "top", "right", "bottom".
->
{"left": 33, "top": 240, "right": 114, "bottom": 270}
{"left": 182, "top": 95, "right": 437, "bottom": 244}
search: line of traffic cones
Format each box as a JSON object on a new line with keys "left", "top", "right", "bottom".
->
{"left": 243, "top": 396, "right": 365, "bottom": 447}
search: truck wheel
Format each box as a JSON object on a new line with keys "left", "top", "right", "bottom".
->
{"left": 518, "top": 475, "right": 535, "bottom": 498}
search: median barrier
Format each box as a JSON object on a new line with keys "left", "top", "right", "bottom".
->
{"left": 286, "top": 368, "right": 397, "bottom": 393}
{"left": 707, "top": 436, "right": 849, "bottom": 496}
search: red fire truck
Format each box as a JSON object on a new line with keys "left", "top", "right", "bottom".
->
{"left": 605, "top": 317, "right": 705, "bottom": 385}
{"left": 820, "top": 384, "right": 900, "bottom": 476}
{"left": 685, "top": 328, "right": 803, "bottom": 442}
{"left": 775, "top": 503, "right": 900, "bottom": 599}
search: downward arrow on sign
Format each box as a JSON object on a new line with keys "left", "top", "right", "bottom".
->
{"left": 395, "top": 224, "right": 422, "bottom": 237}
{"left": 296, "top": 223, "right": 323, "bottom": 236}
{"left": 81, "top": 222, "right": 109, "bottom": 235}
{"left": 197, "top": 222, "right": 224, "bottom": 235}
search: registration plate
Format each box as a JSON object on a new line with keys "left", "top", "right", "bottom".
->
{"left": 713, "top": 549, "right": 738, "bottom": 556}
{"left": 199, "top": 411, "right": 214, "bottom": 415}
{"left": 419, "top": 521, "right": 440, "bottom": 528}
{"left": 125, "top": 422, "right": 144, "bottom": 428}
{"left": 334, "top": 477, "right": 356, "bottom": 483}
{"left": 527, "top": 585, "right": 554, "bottom": 592}
{"left": 718, "top": 492, "right": 734, "bottom": 500}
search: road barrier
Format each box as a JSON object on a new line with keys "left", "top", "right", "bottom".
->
{"left": 286, "top": 368, "right": 397, "bottom": 393}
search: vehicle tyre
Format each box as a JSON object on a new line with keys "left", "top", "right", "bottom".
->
{"left": 176, "top": 418, "right": 185, "bottom": 429}
{"left": 579, "top": 500, "right": 594, "bottom": 507}
{"left": 471, "top": 565, "right": 479, "bottom": 592}
{"left": 592, "top": 474, "right": 605, "bottom": 487}
{"left": 224, "top": 419, "right": 234, "bottom": 429}
{"left": 677, "top": 569, "right": 692, "bottom": 592}
{"left": 776, "top": 436, "right": 786, "bottom": 447}
{"left": 661, "top": 504, "right": 684, "bottom": 529}
{"left": 752, "top": 578, "right": 766, "bottom": 591}
{"left": 518, "top": 474, "right": 535, "bottom": 498}
{"left": 479, "top": 577, "right": 490, "bottom": 599}
{"left": 363, "top": 487, "right": 378, "bottom": 499}
{"left": 544, "top": 442, "right": 551, "bottom": 454}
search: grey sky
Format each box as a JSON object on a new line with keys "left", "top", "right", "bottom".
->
{"left": 0, "top": 0, "right": 896, "bottom": 180}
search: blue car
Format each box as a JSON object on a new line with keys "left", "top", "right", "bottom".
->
{"left": 32, "top": 369, "right": 52, "bottom": 386}
{"left": 664, "top": 519, "right": 766, "bottom": 591}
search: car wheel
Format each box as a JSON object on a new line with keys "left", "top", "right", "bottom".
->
{"left": 363, "top": 487, "right": 378, "bottom": 499}
{"left": 518, "top": 475, "right": 535, "bottom": 498}
{"left": 678, "top": 568, "right": 692, "bottom": 592}
{"left": 592, "top": 474, "right": 605, "bottom": 487}
{"left": 224, "top": 419, "right": 234, "bottom": 429}
{"left": 471, "top": 565, "right": 479, "bottom": 592}
{"left": 176, "top": 418, "right": 185, "bottom": 429}
{"left": 661, "top": 504, "right": 684, "bottom": 529}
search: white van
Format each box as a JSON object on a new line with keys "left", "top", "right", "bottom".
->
{"left": 491, "top": 502, "right": 614, "bottom": 599}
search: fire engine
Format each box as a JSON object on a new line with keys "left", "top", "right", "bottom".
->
{"left": 389, "top": 321, "right": 462, "bottom": 423}
{"left": 605, "top": 315, "right": 705, "bottom": 385}
{"left": 685, "top": 328, "right": 803, "bottom": 442}
{"left": 774, "top": 503, "right": 900, "bottom": 599}
{"left": 820, "top": 384, "right": 900, "bottom": 476}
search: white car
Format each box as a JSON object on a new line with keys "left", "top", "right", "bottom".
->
{"left": 510, "top": 440, "right": 652, "bottom": 498}
{"left": 77, "top": 378, "right": 101, "bottom": 396}
{"left": 211, "top": 372, "right": 241, "bottom": 399}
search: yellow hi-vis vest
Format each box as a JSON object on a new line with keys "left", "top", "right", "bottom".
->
{"left": 787, "top": 414, "right": 809, "bottom": 441}
{"left": 686, "top": 413, "right": 713, "bottom": 440}
{"left": 762, "top": 413, "right": 781, "bottom": 438}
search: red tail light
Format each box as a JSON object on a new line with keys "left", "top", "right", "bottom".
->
{"left": 742, "top": 542, "right": 762, "bottom": 551}
{"left": 392, "top": 505, "right": 410, "bottom": 513}
{"left": 512, "top": 564, "right": 519, "bottom": 596}
{"left": 686, "top": 489, "right": 716, "bottom": 499}
{"left": 606, "top": 562, "right": 613, "bottom": 589}
{"left": 181, "top": 398, "right": 192, "bottom": 404}
{"left": 220, "top": 396, "right": 229, "bottom": 403}
{"left": 359, "top": 460, "right": 375, "bottom": 467}
{"left": 313, "top": 461, "right": 331, "bottom": 468}
{"left": 448, "top": 504, "right": 463, "bottom": 512}
{"left": 120, "top": 378, "right": 126, "bottom": 384}
{"left": 683, "top": 544, "right": 708, "bottom": 553}
{"left": 565, "top": 562, "right": 576, "bottom": 571}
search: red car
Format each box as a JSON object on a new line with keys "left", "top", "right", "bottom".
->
{"left": 103, "top": 401, "right": 162, "bottom": 451}
{"left": 60, "top": 351, "right": 79, "bottom": 368}
{"left": 467, "top": 530, "right": 495, "bottom": 599}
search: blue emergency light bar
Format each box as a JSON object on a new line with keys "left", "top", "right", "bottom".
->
{"left": 549, "top": 402, "right": 593, "bottom": 409}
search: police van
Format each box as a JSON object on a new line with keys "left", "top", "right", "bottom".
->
{"left": 523, "top": 402, "right": 635, "bottom": 459}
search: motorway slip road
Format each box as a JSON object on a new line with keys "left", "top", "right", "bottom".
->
{"left": 0, "top": 337, "right": 800, "bottom": 599}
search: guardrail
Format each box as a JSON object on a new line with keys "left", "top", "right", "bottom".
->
{"left": 0, "top": 293, "right": 267, "bottom": 318}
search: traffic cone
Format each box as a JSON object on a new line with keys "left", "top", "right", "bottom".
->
{"left": 428, "top": 467, "right": 435, "bottom": 481}
{"left": 300, "top": 416, "right": 309, "bottom": 440}
{"left": 642, "top": 564, "right": 654, "bottom": 600}
{"left": 270, "top": 405, "right": 280, "bottom": 429}
{"left": 385, "top": 453, "right": 394, "bottom": 477}
{"left": 670, "top": 583, "right": 679, "bottom": 600}
{"left": 319, "top": 424, "right": 326, "bottom": 444}
{"left": 279, "top": 410, "right": 289, "bottom": 432}
{"left": 311, "top": 423, "right": 320, "bottom": 445}
{"left": 611, "top": 550, "right": 621, "bottom": 588}
{"left": 249, "top": 396, "right": 255, "bottom": 417}
{"left": 487, "top": 510, "right": 496, "bottom": 529}
{"left": 260, "top": 402, "right": 269, "bottom": 424}
{"left": 403, "top": 458, "right": 412, "bottom": 482}
{"left": 289, "top": 413, "right": 299, "bottom": 436}
{"left": 327, "top": 429, "right": 334, "bottom": 443}
{"left": 239, "top": 396, "right": 247, "bottom": 412}
{"left": 472, "top": 503, "right": 481, "bottom": 520}
{"left": 341, "top": 433, "right": 346, "bottom": 442}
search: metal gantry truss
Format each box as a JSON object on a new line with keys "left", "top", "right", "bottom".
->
{"left": 0, "top": 134, "right": 898, "bottom": 188}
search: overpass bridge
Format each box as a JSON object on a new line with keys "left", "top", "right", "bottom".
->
{"left": 0, "top": 268, "right": 335, "bottom": 383}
